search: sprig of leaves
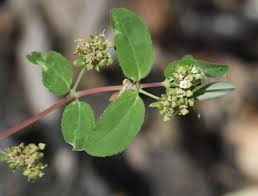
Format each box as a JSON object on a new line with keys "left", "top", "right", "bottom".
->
{"left": 26, "top": 8, "right": 234, "bottom": 157}
{"left": 24, "top": 7, "right": 235, "bottom": 157}
{"left": 1, "top": 8, "right": 235, "bottom": 182}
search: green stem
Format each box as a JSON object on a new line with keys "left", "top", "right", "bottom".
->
{"left": 0, "top": 82, "right": 163, "bottom": 141}
{"left": 71, "top": 67, "right": 86, "bottom": 92}
{"left": 139, "top": 89, "right": 159, "bottom": 100}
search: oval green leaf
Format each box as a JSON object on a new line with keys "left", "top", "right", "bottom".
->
{"left": 164, "top": 55, "right": 229, "bottom": 78}
{"left": 61, "top": 100, "right": 95, "bottom": 151}
{"left": 85, "top": 90, "right": 145, "bottom": 157}
{"left": 193, "top": 82, "right": 235, "bottom": 100}
{"left": 27, "top": 51, "right": 73, "bottom": 96}
{"left": 111, "top": 8, "right": 153, "bottom": 81}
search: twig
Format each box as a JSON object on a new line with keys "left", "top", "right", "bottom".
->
{"left": 0, "top": 82, "right": 162, "bottom": 141}
{"left": 139, "top": 89, "right": 159, "bottom": 100}
{"left": 71, "top": 67, "right": 86, "bottom": 92}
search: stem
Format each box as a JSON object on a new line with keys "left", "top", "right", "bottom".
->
{"left": 139, "top": 89, "right": 159, "bottom": 100}
{"left": 71, "top": 67, "right": 86, "bottom": 92}
{"left": 0, "top": 82, "right": 162, "bottom": 141}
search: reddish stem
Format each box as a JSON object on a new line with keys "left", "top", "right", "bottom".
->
{"left": 0, "top": 82, "right": 162, "bottom": 141}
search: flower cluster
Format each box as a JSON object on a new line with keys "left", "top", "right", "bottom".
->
{"left": 151, "top": 64, "right": 205, "bottom": 121}
{"left": 3, "top": 143, "right": 47, "bottom": 182}
{"left": 166, "top": 64, "right": 205, "bottom": 89}
{"left": 74, "top": 32, "right": 113, "bottom": 71}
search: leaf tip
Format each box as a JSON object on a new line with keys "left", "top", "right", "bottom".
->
{"left": 26, "top": 51, "right": 44, "bottom": 65}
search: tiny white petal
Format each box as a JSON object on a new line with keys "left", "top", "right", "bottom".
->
{"left": 192, "top": 66, "right": 199, "bottom": 74}
{"left": 179, "top": 80, "right": 188, "bottom": 89}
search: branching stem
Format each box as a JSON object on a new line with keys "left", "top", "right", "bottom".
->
{"left": 0, "top": 82, "right": 162, "bottom": 141}
{"left": 71, "top": 67, "right": 86, "bottom": 93}
{"left": 139, "top": 89, "right": 159, "bottom": 100}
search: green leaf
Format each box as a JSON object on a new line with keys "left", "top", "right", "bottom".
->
{"left": 85, "top": 90, "right": 145, "bottom": 157}
{"left": 181, "top": 55, "right": 194, "bottom": 61}
{"left": 61, "top": 100, "right": 95, "bottom": 151}
{"left": 111, "top": 8, "right": 153, "bottom": 81}
{"left": 196, "top": 60, "right": 229, "bottom": 77}
{"left": 27, "top": 51, "right": 73, "bottom": 96}
{"left": 193, "top": 82, "right": 235, "bottom": 100}
{"left": 164, "top": 55, "right": 229, "bottom": 78}
{"left": 164, "top": 55, "right": 195, "bottom": 78}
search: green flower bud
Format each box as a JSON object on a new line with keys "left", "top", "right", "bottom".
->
{"left": 188, "top": 98, "right": 194, "bottom": 106}
{"left": 38, "top": 143, "right": 46, "bottom": 151}
{"left": 74, "top": 57, "right": 86, "bottom": 68}
{"left": 186, "top": 90, "right": 193, "bottom": 97}
{"left": 150, "top": 85, "right": 197, "bottom": 120}
{"left": 180, "top": 108, "right": 189, "bottom": 115}
{"left": 23, "top": 169, "right": 30, "bottom": 176}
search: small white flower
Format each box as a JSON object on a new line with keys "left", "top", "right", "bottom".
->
{"left": 179, "top": 80, "right": 188, "bottom": 89}
{"left": 191, "top": 66, "right": 199, "bottom": 74}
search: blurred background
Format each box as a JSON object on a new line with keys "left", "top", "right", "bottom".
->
{"left": 0, "top": 0, "right": 258, "bottom": 195}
